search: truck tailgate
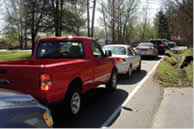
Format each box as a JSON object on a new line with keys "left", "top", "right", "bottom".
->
{"left": 0, "top": 67, "right": 40, "bottom": 96}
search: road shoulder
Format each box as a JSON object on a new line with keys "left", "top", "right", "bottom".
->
{"left": 109, "top": 70, "right": 164, "bottom": 128}
{"left": 152, "top": 87, "right": 193, "bottom": 128}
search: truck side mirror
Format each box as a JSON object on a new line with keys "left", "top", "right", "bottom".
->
{"left": 105, "top": 50, "right": 112, "bottom": 57}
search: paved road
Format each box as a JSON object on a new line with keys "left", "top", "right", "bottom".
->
{"left": 152, "top": 88, "right": 193, "bottom": 128}
{"left": 50, "top": 56, "right": 163, "bottom": 128}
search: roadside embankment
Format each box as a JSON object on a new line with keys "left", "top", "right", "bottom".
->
{"left": 155, "top": 49, "right": 193, "bottom": 87}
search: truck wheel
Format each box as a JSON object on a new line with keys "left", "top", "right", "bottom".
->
{"left": 64, "top": 87, "right": 82, "bottom": 117}
{"left": 106, "top": 70, "right": 118, "bottom": 91}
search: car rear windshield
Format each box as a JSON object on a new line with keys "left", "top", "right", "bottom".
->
{"left": 138, "top": 43, "right": 153, "bottom": 47}
{"left": 103, "top": 46, "right": 126, "bottom": 55}
{"left": 36, "top": 41, "right": 85, "bottom": 59}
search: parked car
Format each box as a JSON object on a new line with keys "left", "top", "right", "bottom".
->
{"left": 103, "top": 44, "right": 141, "bottom": 77}
{"left": 135, "top": 42, "right": 158, "bottom": 58}
{"left": 149, "top": 39, "right": 166, "bottom": 54}
{"left": 0, "top": 88, "right": 53, "bottom": 128}
{"left": 169, "top": 41, "right": 176, "bottom": 48}
{"left": 0, "top": 36, "right": 117, "bottom": 117}
{"left": 162, "top": 39, "right": 170, "bottom": 50}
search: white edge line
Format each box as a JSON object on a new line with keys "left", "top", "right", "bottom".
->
{"left": 102, "top": 57, "right": 164, "bottom": 128}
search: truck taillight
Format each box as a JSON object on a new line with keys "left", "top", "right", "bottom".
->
{"left": 40, "top": 73, "right": 52, "bottom": 91}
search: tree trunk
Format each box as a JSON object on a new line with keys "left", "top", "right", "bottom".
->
{"left": 91, "top": 0, "right": 96, "bottom": 37}
{"left": 55, "top": 0, "right": 60, "bottom": 36}
{"left": 101, "top": 3, "right": 108, "bottom": 42}
{"left": 24, "top": 24, "right": 27, "bottom": 49}
{"left": 112, "top": 0, "right": 116, "bottom": 43}
{"left": 60, "top": 0, "right": 64, "bottom": 36}
{"left": 87, "top": 0, "right": 90, "bottom": 37}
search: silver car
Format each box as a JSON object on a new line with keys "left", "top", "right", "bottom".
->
{"left": 103, "top": 44, "right": 141, "bottom": 77}
{"left": 135, "top": 43, "right": 158, "bottom": 58}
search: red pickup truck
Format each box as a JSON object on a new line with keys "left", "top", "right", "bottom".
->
{"left": 0, "top": 36, "right": 117, "bottom": 116}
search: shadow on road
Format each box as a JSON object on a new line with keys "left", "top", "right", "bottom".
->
{"left": 141, "top": 56, "right": 162, "bottom": 61}
{"left": 51, "top": 88, "right": 128, "bottom": 128}
{"left": 118, "top": 70, "right": 147, "bottom": 85}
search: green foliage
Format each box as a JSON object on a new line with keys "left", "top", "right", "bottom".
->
{"left": 156, "top": 61, "right": 178, "bottom": 87}
{"left": 0, "top": 51, "right": 31, "bottom": 62}
{"left": 184, "top": 62, "right": 193, "bottom": 87}
{"left": 1, "top": 28, "right": 19, "bottom": 49}
{"left": 154, "top": 11, "right": 169, "bottom": 39}
{"left": 156, "top": 49, "right": 193, "bottom": 87}
{"left": 179, "top": 49, "right": 193, "bottom": 68}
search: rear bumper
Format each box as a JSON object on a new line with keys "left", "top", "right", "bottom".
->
{"left": 137, "top": 51, "right": 155, "bottom": 56}
{"left": 116, "top": 62, "right": 129, "bottom": 74}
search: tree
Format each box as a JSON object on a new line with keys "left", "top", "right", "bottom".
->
{"left": 165, "top": 0, "right": 193, "bottom": 47}
{"left": 98, "top": 0, "right": 139, "bottom": 44}
{"left": 154, "top": 11, "right": 169, "bottom": 39}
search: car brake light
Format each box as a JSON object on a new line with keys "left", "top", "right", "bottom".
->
{"left": 159, "top": 44, "right": 164, "bottom": 47}
{"left": 147, "top": 49, "right": 153, "bottom": 51}
{"left": 116, "top": 58, "right": 125, "bottom": 62}
{"left": 136, "top": 48, "right": 140, "bottom": 51}
{"left": 40, "top": 73, "right": 52, "bottom": 91}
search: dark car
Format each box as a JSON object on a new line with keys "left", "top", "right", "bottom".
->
{"left": 149, "top": 39, "right": 166, "bottom": 54}
{"left": 0, "top": 88, "right": 53, "bottom": 128}
{"left": 162, "top": 39, "right": 170, "bottom": 50}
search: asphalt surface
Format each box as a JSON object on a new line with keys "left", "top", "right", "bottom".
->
{"left": 152, "top": 88, "right": 193, "bottom": 128}
{"left": 51, "top": 56, "right": 163, "bottom": 128}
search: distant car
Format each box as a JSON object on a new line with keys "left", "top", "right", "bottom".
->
{"left": 149, "top": 39, "right": 166, "bottom": 54}
{"left": 162, "top": 39, "right": 170, "bottom": 50}
{"left": 0, "top": 88, "right": 53, "bottom": 128}
{"left": 135, "top": 42, "right": 158, "bottom": 58}
{"left": 169, "top": 41, "right": 176, "bottom": 48}
{"left": 103, "top": 44, "right": 141, "bottom": 77}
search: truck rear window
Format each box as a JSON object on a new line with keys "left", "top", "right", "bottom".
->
{"left": 36, "top": 41, "right": 85, "bottom": 59}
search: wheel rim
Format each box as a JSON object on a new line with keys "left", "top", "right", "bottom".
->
{"left": 112, "top": 72, "right": 117, "bottom": 88}
{"left": 71, "top": 92, "right": 81, "bottom": 115}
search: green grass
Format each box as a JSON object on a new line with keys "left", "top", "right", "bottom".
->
{"left": 180, "top": 49, "right": 193, "bottom": 67}
{"left": 155, "top": 61, "right": 179, "bottom": 87}
{"left": 0, "top": 51, "right": 32, "bottom": 62}
{"left": 156, "top": 49, "right": 193, "bottom": 87}
{"left": 183, "top": 62, "right": 193, "bottom": 87}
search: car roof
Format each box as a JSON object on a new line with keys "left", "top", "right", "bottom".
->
{"left": 138, "top": 42, "right": 153, "bottom": 45}
{"left": 103, "top": 44, "right": 131, "bottom": 48}
{"left": 39, "top": 36, "right": 96, "bottom": 42}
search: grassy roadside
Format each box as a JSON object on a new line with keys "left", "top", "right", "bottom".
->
{"left": 155, "top": 49, "right": 193, "bottom": 87}
{"left": 0, "top": 51, "right": 32, "bottom": 62}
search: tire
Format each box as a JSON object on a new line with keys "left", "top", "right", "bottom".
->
{"left": 137, "top": 61, "right": 141, "bottom": 71}
{"left": 106, "top": 69, "right": 118, "bottom": 91}
{"left": 64, "top": 87, "right": 82, "bottom": 118}
{"left": 154, "top": 55, "right": 158, "bottom": 60}
{"left": 127, "top": 65, "right": 132, "bottom": 78}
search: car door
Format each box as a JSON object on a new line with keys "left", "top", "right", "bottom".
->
{"left": 127, "top": 47, "right": 136, "bottom": 69}
{"left": 90, "top": 41, "right": 112, "bottom": 87}
{"left": 130, "top": 48, "right": 140, "bottom": 68}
